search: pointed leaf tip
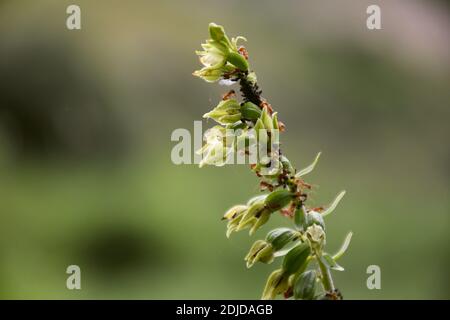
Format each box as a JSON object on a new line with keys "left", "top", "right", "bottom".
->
{"left": 295, "top": 152, "right": 322, "bottom": 177}
{"left": 322, "top": 190, "right": 346, "bottom": 217}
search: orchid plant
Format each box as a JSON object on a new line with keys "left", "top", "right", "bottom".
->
{"left": 193, "top": 23, "right": 352, "bottom": 300}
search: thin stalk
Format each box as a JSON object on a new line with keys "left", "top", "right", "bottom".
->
{"left": 317, "top": 255, "right": 335, "bottom": 292}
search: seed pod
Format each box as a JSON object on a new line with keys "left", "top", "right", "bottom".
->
{"left": 306, "top": 210, "right": 326, "bottom": 230}
{"left": 227, "top": 52, "right": 249, "bottom": 71}
{"left": 294, "top": 205, "right": 307, "bottom": 231}
{"left": 264, "top": 189, "right": 295, "bottom": 211}
{"left": 266, "top": 228, "right": 298, "bottom": 251}
{"left": 294, "top": 270, "right": 317, "bottom": 300}
{"left": 241, "top": 102, "right": 262, "bottom": 121}
{"left": 282, "top": 242, "right": 311, "bottom": 275}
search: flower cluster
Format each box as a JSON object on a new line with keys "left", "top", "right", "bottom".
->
{"left": 193, "top": 23, "right": 248, "bottom": 82}
{"left": 194, "top": 23, "right": 352, "bottom": 300}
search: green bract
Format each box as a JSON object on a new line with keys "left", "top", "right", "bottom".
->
{"left": 194, "top": 23, "right": 352, "bottom": 300}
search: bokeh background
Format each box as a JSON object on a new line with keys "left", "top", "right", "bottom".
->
{"left": 0, "top": 0, "right": 449, "bottom": 299}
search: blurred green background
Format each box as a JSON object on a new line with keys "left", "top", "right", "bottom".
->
{"left": 0, "top": 0, "right": 449, "bottom": 299}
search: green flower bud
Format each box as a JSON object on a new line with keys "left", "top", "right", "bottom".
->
{"left": 260, "top": 107, "right": 273, "bottom": 130}
{"left": 272, "top": 112, "right": 279, "bottom": 130}
{"left": 203, "top": 99, "right": 242, "bottom": 125}
{"left": 306, "top": 210, "right": 326, "bottom": 230}
{"left": 227, "top": 52, "right": 249, "bottom": 71}
{"left": 261, "top": 269, "right": 289, "bottom": 300}
{"left": 209, "top": 23, "right": 226, "bottom": 42}
{"left": 282, "top": 242, "right": 311, "bottom": 275}
{"left": 240, "top": 102, "right": 262, "bottom": 121}
{"left": 294, "top": 270, "right": 317, "bottom": 300}
{"left": 253, "top": 118, "right": 265, "bottom": 139}
{"left": 294, "top": 205, "right": 307, "bottom": 231}
{"left": 266, "top": 228, "right": 298, "bottom": 251}
{"left": 245, "top": 240, "right": 274, "bottom": 268}
{"left": 264, "top": 189, "right": 295, "bottom": 211}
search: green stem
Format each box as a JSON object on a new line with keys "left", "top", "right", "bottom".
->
{"left": 317, "top": 255, "right": 335, "bottom": 292}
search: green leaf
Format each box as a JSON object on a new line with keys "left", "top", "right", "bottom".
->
{"left": 321, "top": 190, "right": 346, "bottom": 217}
{"left": 295, "top": 152, "right": 321, "bottom": 177}
{"left": 332, "top": 232, "right": 353, "bottom": 261}
{"left": 320, "top": 253, "right": 344, "bottom": 271}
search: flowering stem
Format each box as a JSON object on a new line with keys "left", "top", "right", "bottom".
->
{"left": 194, "top": 23, "right": 351, "bottom": 300}
{"left": 236, "top": 72, "right": 262, "bottom": 106}
{"left": 317, "top": 254, "right": 335, "bottom": 292}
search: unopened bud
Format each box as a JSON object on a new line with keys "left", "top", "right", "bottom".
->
{"left": 266, "top": 228, "right": 298, "bottom": 251}
{"left": 264, "top": 189, "right": 295, "bottom": 212}
{"left": 294, "top": 205, "right": 307, "bottom": 231}
{"left": 240, "top": 102, "right": 262, "bottom": 121}
{"left": 260, "top": 107, "right": 273, "bottom": 130}
{"left": 209, "top": 23, "right": 226, "bottom": 42}
{"left": 306, "top": 210, "right": 326, "bottom": 230}
{"left": 227, "top": 52, "right": 249, "bottom": 71}
{"left": 294, "top": 270, "right": 317, "bottom": 300}
{"left": 282, "top": 242, "right": 311, "bottom": 275}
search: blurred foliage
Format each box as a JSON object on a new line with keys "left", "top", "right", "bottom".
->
{"left": 0, "top": 0, "right": 449, "bottom": 299}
